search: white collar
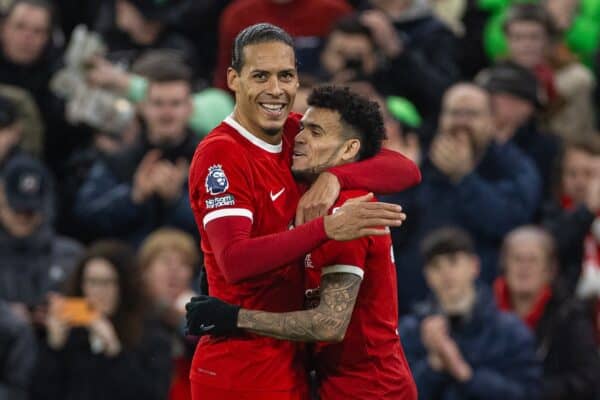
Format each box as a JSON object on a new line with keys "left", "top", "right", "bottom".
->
{"left": 224, "top": 114, "right": 282, "bottom": 154}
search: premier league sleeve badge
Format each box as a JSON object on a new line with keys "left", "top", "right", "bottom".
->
{"left": 205, "top": 164, "right": 229, "bottom": 195}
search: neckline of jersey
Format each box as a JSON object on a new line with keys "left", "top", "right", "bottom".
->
{"left": 224, "top": 114, "right": 283, "bottom": 154}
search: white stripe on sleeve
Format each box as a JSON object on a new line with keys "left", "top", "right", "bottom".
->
{"left": 322, "top": 264, "right": 364, "bottom": 279}
{"left": 203, "top": 208, "right": 253, "bottom": 227}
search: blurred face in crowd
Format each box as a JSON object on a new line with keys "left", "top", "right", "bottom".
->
{"left": 503, "top": 230, "right": 553, "bottom": 298}
{"left": 292, "top": 107, "right": 360, "bottom": 179}
{"left": 0, "top": 122, "right": 21, "bottom": 163}
{"left": 545, "top": 0, "right": 579, "bottom": 31}
{"left": 439, "top": 84, "right": 494, "bottom": 154}
{"left": 144, "top": 249, "right": 194, "bottom": 303}
{"left": 562, "top": 147, "right": 600, "bottom": 203}
{"left": 228, "top": 41, "right": 298, "bottom": 143}
{"left": 82, "top": 258, "right": 120, "bottom": 317}
{"left": 506, "top": 21, "right": 549, "bottom": 69}
{"left": 115, "top": 0, "right": 162, "bottom": 45}
{"left": 0, "top": 185, "right": 42, "bottom": 238}
{"left": 321, "top": 31, "right": 377, "bottom": 79}
{"left": 425, "top": 251, "right": 479, "bottom": 312}
{"left": 1, "top": 2, "right": 51, "bottom": 65}
{"left": 141, "top": 81, "right": 192, "bottom": 148}
{"left": 490, "top": 92, "right": 535, "bottom": 133}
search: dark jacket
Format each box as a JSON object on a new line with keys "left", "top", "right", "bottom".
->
{"left": 0, "top": 225, "right": 83, "bottom": 306}
{"left": 73, "top": 130, "right": 199, "bottom": 245}
{"left": 536, "top": 288, "right": 600, "bottom": 400}
{"left": 31, "top": 321, "right": 172, "bottom": 400}
{"left": 399, "top": 287, "right": 541, "bottom": 400}
{"left": 542, "top": 201, "right": 594, "bottom": 293}
{"left": 370, "top": 0, "right": 460, "bottom": 140}
{"left": 384, "top": 141, "right": 541, "bottom": 314}
{"left": 0, "top": 301, "right": 36, "bottom": 400}
{"left": 510, "top": 119, "right": 562, "bottom": 203}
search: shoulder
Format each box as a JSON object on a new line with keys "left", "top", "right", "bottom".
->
{"left": 495, "top": 310, "right": 535, "bottom": 345}
{"left": 53, "top": 235, "right": 84, "bottom": 257}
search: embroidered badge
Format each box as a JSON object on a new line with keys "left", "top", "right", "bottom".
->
{"left": 205, "top": 165, "right": 229, "bottom": 195}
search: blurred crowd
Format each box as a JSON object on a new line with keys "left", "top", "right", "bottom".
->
{"left": 0, "top": 0, "right": 599, "bottom": 399}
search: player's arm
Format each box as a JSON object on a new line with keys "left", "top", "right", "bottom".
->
{"left": 296, "top": 149, "right": 420, "bottom": 225}
{"left": 186, "top": 271, "right": 362, "bottom": 342}
{"left": 238, "top": 271, "right": 361, "bottom": 342}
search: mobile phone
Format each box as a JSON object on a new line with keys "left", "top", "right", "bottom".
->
{"left": 57, "top": 297, "right": 98, "bottom": 326}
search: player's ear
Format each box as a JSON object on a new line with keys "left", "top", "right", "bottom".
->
{"left": 341, "top": 138, "right": 361, "bottom": 162}
{"left": 227, "top": 67, "right": 240, "bottom": 92}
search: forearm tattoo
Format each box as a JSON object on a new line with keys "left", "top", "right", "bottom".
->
{"left": 237, "top": 273, "right": 362, "bottom": 342}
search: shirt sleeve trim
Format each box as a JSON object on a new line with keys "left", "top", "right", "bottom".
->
{"left": 322, "top": 264, "right": 364, "bottom": 279}
{"left": 203, "top": 208, "right": 253, "bottom": 227}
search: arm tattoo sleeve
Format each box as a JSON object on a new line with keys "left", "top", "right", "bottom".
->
{"left": 237, "top": 272, "right": 362, "bottom": 342}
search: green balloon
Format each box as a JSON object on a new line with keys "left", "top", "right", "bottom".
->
{"left": 565, "top": 15, "right": 600, "bottom": 57}
{"left": 484, "top": 13, "right": 508, "bottom": 60}
{"left": 386, "top": 96, "right": 422, "bottom": 129}
{"left": 189, "top": 89, "right": 234, "bottom": 137}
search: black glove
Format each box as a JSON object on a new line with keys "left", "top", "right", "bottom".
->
{"left": 185, "top": 295, "right": 240, "bottom": 336}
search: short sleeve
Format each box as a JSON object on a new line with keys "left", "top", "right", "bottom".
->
{"left": 189, "top": 138, "right": 255, "bottom": 228}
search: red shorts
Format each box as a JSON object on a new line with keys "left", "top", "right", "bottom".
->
{"left": 191, "top": 383, "right": 309, "bottom": 400}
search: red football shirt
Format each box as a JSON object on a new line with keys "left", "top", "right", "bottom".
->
{"left": 188, "top": 114, "right": 307, "bottom": 391}
{"left": 305, "top": 190, "right": 417, "bottom": 400}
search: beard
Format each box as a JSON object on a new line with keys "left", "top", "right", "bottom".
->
{"left": 262, "top": 126, "right": 281, "bottom": 137}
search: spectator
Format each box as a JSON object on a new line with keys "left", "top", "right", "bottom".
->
{"left": 31, "top": 240, "right": 172, "bottom": 400}
{"left": 0, "top": 94, "right": 24, "bottom": 169}
{"left": 542, "top": 136, "right": 600, "bottom": 294}
{"left": 73, "top": 55, "right": 198, "bottom": 244}
{"left": 213, "top": 0, "right": 352, "bottom": 89}
{"left": 400, "top": 226, "right": 541, "bottom": 400}
{"left": 0, "top": 85, "right": 44, "bottom": 158}
{"left": 97, "top": 0, "right": 198, "bottom": 75}
{"left": 477, "top": 61, "right": 562, "bottom": 198}
{"left": 0, "top": 155, "right": 82, "bottom": 312}
{"left": 319, "top": 8, "right": 459, "bottom": 142}
{"left": 0, "top": 300, "right": 36, "bottom": 400}
{"left": 494, "top": 226, "right": 600, "bottom": 400}
{"left": 385, "top": 83, "right": 541, "bottom": 314}
{"left": 139, "top": 228, "right": 199, "bottom": 400}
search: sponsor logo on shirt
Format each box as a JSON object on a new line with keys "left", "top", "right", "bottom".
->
{"left": 205, "top": 164, "right": 229, "bottom": 195}
{"left": 205, "top": 194, "right": 235, "bottom": 209}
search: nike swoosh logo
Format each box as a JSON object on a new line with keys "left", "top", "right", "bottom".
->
{"left": 270, "top": 188, "right": 285, "bottom": 202}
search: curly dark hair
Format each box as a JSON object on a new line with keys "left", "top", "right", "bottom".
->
{"left": 307, "top": 85, "right": 384, "bottom": 160}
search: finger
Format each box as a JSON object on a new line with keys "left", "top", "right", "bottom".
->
{"left": 345, "top": 192, "right": 374, "bottom": 205}
{"left": 294, "top": 206, "right": 305, "bottom": 227}
{"left": 355, "top": 201, "right": 403, "bottom": 212}
{"left": 358, "top": 216, "right": 406, "bottom": 228}
{"left": 359, "top": 228, "right": 391, "bottom": 237}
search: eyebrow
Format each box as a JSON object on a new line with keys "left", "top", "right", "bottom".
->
{"left": 304, "top": 121, "right": 324, "bottom": 133}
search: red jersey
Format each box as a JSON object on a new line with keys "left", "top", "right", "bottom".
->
{"left": 304, "top": 190, "right": 417, "bottom": 400}
{"left": 188, "top": 114, "right": 307, "bottom": 391}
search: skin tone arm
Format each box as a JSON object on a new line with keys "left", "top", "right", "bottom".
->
{"left": 237, "top": 272, "right": 361, "bottom": 342}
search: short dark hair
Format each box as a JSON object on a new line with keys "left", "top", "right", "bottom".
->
{"left": 131, "top": 50, "right": 192, "bottom": 84}
{"left": 231, "top": 23, "right": 295, "bottom": 72}
{"left": 503, "top": 3, "right": 557, "bottom": 38}
{"left": 329, "top": 14, "right": 375, "bottom": 47}
{"left": 421, "top": 227, "right": 475, "bottom": 265}
{"left": 307, "top": 85, "right": 384, "bottom": 160}
{"left": 5, "top": 0, "right": 55, "bottom": 29}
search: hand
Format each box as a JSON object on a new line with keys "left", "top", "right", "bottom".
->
{"left": 360, "top": 10, "right": 403, "bottom": 58}
{"left": 185, "top": 295, "right": 240, "bottom": 336}
{"left": 89, "top": 316, "right": 122, "bottom": 357}
{"left": 430, "top": 132, "right": 475, "bottom": 182}
{"left": 46, "top": 294, "right": 71, "bottom": 350}
{"left": 132, "top": 150, "right": 161, "bottom": 204}
{"left": 150, "top": 158, "right": 188, "bottom": 203}
{"left": 437, "top": 337, "right": 473, "bottom": 382}
{"left": 420, "top": 315, "right": 449, "bottom": 353}
{"left": 86, "top": 56, "right": 131, "bottom": 93}
{"left": 585, "top": 173, "right": 600, "bottom": 213}
{"left": 323, "top": 193, "right": 406, "bottom": 240}
{"left": 296, "top": 172, "right": 341, "bottom": 226}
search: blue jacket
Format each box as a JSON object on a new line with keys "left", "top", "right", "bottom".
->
{"left": 383, "top": 141, "right": 541, "bottom": 314}
{"left": 399, "top": 287, "right": 541, "bottom": 400}
{"left": 73, "top": 131, "right": 199, "bottom": 245}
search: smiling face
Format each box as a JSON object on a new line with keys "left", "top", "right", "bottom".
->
{"left": 292, "top": 106, "right": 360, "bottom": 180}
{"left": 227, "top": 41, "right": 298, "bottom": 144}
